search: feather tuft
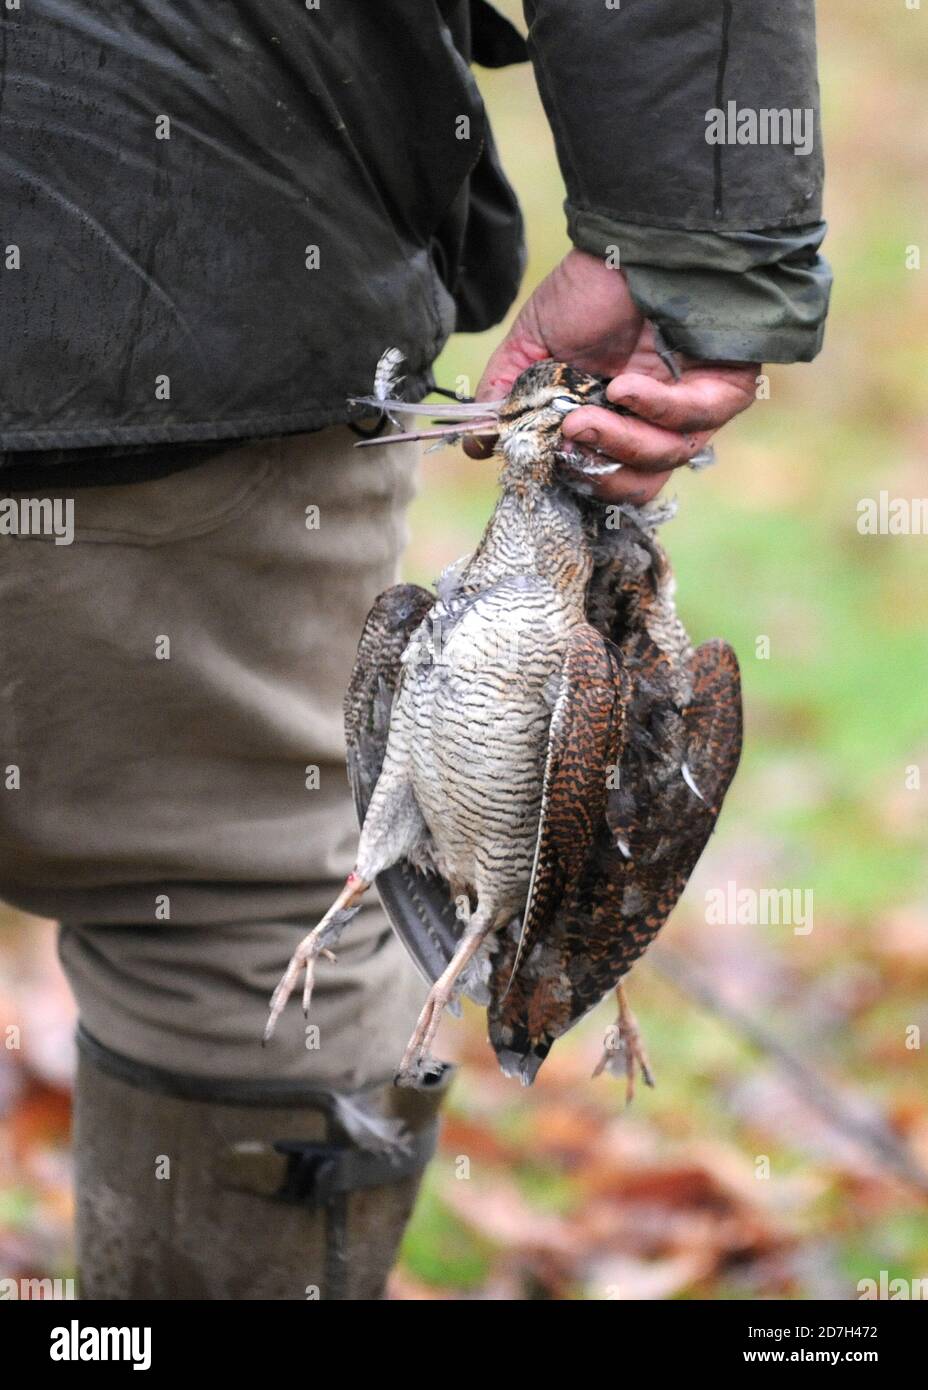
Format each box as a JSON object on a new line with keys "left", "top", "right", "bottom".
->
{"left": 373, "top": 347, "right": 406, "bottom": 403}
{"left": 681, "top": 762, "right": 706, "bottom": 802}
{"left": 331, "top": 1091, "right": 412, "bottom": 1157}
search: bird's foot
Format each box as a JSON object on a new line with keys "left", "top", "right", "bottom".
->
{"left": 394, "top": 982, "right": 452, "bottom": 1087}
{"left": 263, "top": 924, "right": 339, "bottom": 1043}
{"left": 262, "top": 874, "right": 368, "bottom": 1043}
{"left": 394, "top": 912, "right": 493, "bottom": 1085}
{"left": 592, "top": 981, "right": 655, "bottom": 1105}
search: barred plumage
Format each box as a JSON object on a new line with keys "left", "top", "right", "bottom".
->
{"left": 264, "top": 361, "right": 743, "bottom": 1092}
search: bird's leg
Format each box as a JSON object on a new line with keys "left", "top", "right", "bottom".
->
{"left": 263, "top": 872, "right": 369, "bottom": 1043}
{"left": 593, "top": 980, "right": 655, "bottom": 1104}
{"left": 396, "top": 912, "right": 493, "bottom": 1085}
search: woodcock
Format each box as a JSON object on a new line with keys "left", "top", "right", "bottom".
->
{"left": 264, "top": 359, "right": 743, "bottom": 1096}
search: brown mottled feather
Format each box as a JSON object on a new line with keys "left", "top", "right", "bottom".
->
{"left": 344, "top": 583, "right": 435, "bottom": 812}
{"left": 487, "top": 515, "right": 743, "bottom": 1082}
{"left": 344, "top": 582, "right": 469, "bottom": 985}
{"left": 508, "top": 624, "right": 629, "bottom": 985}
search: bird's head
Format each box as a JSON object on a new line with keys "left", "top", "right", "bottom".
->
{"left": 349, "top": 352, "right": 624, "bottom": 490}
{"left": 496, "top": 361, "right": 613, "bottom": 487}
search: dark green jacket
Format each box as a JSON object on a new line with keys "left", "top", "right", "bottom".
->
{"left": 0, "top": 0, "right": 828, "bottom": 468}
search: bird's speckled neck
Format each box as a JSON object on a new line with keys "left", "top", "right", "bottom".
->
{"left": 460, "top": 479, "right": 592, "bottom": 610}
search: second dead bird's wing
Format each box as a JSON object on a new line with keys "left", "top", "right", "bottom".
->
{"left": 682, "top": 639, "right": 743, "bottom": 814}
{"left": 344, "top": 582, "right": 463, "bottom": 985}
{"left": 505, "top": 622, "right": 630, "bottom": 984}
{"left": 489, "top": 637, "right": 742, "bottom": 1082}
{"left": 598, "top": 636, "right": 744, "bottom": 975}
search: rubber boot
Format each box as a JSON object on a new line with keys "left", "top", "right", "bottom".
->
{"left": 73, "top": 1028, "right": 450, "bottom": 1300}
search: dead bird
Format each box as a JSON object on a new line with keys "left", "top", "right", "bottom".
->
{"left": 263, "top": 359, "right": 742, "bottom": 1096}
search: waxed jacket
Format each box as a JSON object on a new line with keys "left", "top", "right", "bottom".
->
{"left": 0, "top": 0, "right": 829, "bottom": 470}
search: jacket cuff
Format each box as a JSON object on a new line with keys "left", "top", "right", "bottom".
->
{"left": 566, "top": 208, "right": 832, "bottom": 364}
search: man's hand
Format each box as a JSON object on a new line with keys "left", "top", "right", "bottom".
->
{"left": 465, "top": 249, "right": 758, "bottom": 504}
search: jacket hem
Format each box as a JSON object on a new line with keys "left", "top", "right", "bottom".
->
{"left": 0, "top": 370, "right": 435, "bottom": 453}
{"left": 643, "top": 321, "right": 825, "bottom": 366}
{"left": 567, "top": 201, "right": 824, "bottom": 240}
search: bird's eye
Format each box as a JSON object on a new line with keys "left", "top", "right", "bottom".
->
{"left": 550, "top": 396, "right": 579, "bottom": 415}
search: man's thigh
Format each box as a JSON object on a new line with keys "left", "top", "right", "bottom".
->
{"left": 0, "top": 427, "right": 426, "bottom": 1085}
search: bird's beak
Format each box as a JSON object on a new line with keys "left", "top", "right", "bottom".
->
{"left": 348, "top": 395, "right": 504, "bottom": 449}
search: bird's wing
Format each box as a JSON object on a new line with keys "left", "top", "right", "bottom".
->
{"left": 344, "top": 583, "right": 433, "bottom": 811}
{"left": 599, "top": 636, "right": 744, "bottom": 975}
{"left": 489, "top": 637, "right": 742, "bottom": 1083}
{"left": 344, "top": 583, "right": 463, "bottom": 985}
{"left": 506, "top": 623, "right": 629, "bottom": 986}
{"left": 682, "top": 639, "right": 744, "bottom": 808}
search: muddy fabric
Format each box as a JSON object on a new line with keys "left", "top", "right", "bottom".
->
{"left": 0, "top": 0, "right": 828, "bottom": 467}
{"left": 528, "top": 0, "right": 825, "bottom": 229}
{"left": 0, "top": 0, "right": 526, "bottom": 456}
{"left": 74, "top": 1046, "right": 448, "bottom": 1300}
{"left": 0, "top": 426, "right": 428, "bottom": 1085}
{"left": 571, "top": 217, "right": 832, "bottom": 365}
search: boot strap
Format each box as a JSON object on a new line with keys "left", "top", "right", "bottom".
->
{"left": 271, "top": 1132, "right": 436, "bottom": 1204}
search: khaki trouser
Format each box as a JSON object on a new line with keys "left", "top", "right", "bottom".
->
{"left": 0, "top": 427, "right": 436, "bottom": 1297}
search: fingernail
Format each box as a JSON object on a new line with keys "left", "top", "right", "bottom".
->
{"left": 573, "top": 428, "right": 600, "bottom": 444}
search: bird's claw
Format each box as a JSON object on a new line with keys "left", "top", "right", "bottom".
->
{"left": 262, "top": 884, "right": 368, "bottom": 1045}
{"left": 592, "top": 1030, "right": 655, "bottom": 1104}
{"left": 393, "top": 1054, "right": 445, "bottom": 1089}
{"left": 264, "top": 929, "right": 338, "bottom": 1042}
{"left": 395, "top": 983, "right": 453, "bottom": 1086}
{"left": 592, "top": 984, "right": 655, "bottom": 1105}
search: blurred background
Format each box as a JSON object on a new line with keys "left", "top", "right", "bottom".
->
{"left": 1, "top": 1, "right": 926, "bottom": 1300}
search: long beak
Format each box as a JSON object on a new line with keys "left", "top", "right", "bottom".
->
{"left": 354, "top": 422, "right": 499, "bottom": 449}
{"left": 350, "top": 393, "right": 503, "bottom": 449}
{"left": 349, "top": 394, "right": 506, "bottom": 421}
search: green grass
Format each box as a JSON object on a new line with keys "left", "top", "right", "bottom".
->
{"left": 396, "top": 0, "right": 928, "bottom": 1302}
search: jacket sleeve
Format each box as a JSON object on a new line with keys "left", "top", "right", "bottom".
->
{"left": 523, "top": 0, "right": 831, "bottom": 363}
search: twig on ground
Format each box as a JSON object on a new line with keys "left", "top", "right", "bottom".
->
{"left": 651, "top": 947, "right": 928, "bottom": 1199}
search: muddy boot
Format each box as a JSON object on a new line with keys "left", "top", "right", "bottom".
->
{"left": 73, "top": 1028, "right": 451, "bottom": 1300}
